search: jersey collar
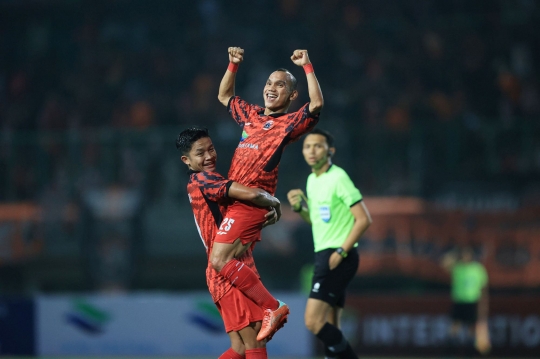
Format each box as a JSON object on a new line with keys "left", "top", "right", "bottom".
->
{"left": 258, "top": 110, "right": 288, "bottom": 118}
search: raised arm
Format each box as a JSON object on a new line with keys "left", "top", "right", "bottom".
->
{"left": 290, "top": 49, "right": 324, "bottom": 115}
{"left": 218, "top": 47, "right": 244, "bottom": 106}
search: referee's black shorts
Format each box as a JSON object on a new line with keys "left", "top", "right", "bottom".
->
{"left": 451, "top": 302, "right": 478, "bottom": 325}
{"left": 309, "top": 247, "right": 359, "bottom": 307}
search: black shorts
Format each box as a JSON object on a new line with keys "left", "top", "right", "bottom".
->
{"left": 309, "top": 248, "right": 359, "bottom": 307}
{"left": 451, "top": 302, "right": 478, "bottom": 325}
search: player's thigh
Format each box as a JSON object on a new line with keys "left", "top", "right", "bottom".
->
{"left": 215, "top": 203, "right": 267, "bottom": 245}
{"left": 211, "top": 238, "right": 249, "bottom": 262}
{"left": 238, "top": 321, "right": 265, "bottom": 349}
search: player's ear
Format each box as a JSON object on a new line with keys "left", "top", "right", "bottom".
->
{"left": 181, "top": 155, "right": 190, "bottom": 166}
{"left": 289, "top": 90, "right": 299, "bottom": 101}
{"left": 328, "top": 147, "right": 336, "bottom": 157}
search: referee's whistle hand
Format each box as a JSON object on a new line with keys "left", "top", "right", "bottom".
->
{"left": 287, "top": 189, "right": 305, "bottom": 209}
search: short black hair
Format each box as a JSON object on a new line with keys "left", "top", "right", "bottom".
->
{"left": 309, "top": 128, "right": 334, "bottom": 147}
{"left": 275, "top": 68, "right": 297, "bottom": 92}
{"left": 176, "top": 127, "right": 210, "bottom": 155}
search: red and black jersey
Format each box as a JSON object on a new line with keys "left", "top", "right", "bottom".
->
{"left": 186, "top": 170, "right": 259, "bottom": 302}
{"left": 227, "top": 96, "right": 319, "bottom": 195}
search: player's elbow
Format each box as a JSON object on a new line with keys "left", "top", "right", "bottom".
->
{"left": 310, "top": 99, "right": 324, "bottom": 113}
{"left": 217, "top": 93, "right": 231, "bottom": 106}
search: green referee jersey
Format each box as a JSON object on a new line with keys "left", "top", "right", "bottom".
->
{"left": 451, "top": 262, "right": 488, "bottom": 303}
{"left": 306, "top": 164, "right": 363, "bottom": 252}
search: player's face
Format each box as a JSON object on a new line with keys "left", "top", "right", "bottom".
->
{"left": 302, "top": 134, "right": 331, "bottom": 170}
{"left": 263, "top": 71, "right": 297, "bottom": 112}
{"left": 182, "top": 137, "right": 217, "bottom": 172}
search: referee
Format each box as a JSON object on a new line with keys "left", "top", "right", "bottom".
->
{"left": 287, "top": 128, "right": 372, "bottom": 359}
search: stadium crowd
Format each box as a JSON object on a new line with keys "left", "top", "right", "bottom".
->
{"left": 0, "top": 0, "right": 539, "bottom": 292}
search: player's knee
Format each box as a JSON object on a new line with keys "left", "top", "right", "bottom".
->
{"left": 210, "top": 255, "right": 227, "bottom": 272}
{"left": 231, "top": 344, "right": 245, "bottom": 356}
{"left": 304, "top": 315, "right": 324, "bottom": 334}
{"left": 243, "top": 338, "right": 265, "bottom": 350}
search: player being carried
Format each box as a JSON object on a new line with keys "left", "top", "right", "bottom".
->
{"left": 177, "top": 127, "right": 283, "bottom": 358}
{"left": 214, "top": 46, "right": 324, "bottom": 340}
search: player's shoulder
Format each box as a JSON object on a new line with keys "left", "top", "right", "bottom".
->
{"left": 192, "top": 170, "right": 227, "bottom": 183}
{"left": 231, "top": 96, "right": 260, "bottom": 110}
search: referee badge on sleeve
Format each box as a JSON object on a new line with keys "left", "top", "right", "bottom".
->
{"left": 319, "top": 206, "right": 331, "bottom": 223}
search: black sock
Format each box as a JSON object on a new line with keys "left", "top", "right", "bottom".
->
{"left": 324, "top": 346, "right": 338, "bottom": 359}
{"left": 316, "top": 323, "right": 357, "bottom": 359}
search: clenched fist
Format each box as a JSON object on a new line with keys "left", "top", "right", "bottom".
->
{"left": 228, "top": 47, "right": 244, "bottom": 64}
{"left": 290, "top": 49, "right": 311, "bottom": 66}
{"left": 287, "top": 189, "right": 307, "bottom": 211}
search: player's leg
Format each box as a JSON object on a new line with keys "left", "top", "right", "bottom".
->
{"left": 220, "top": 331, "right": 246, "bottom": 359}
{"left": 211, "top": 238, "right": 251, "bottom": 271}
{"left": 306, "top": 248, "right": 359, "bottom": 359}
{"left": 323, "top": 306, "right": 343, "bottom": 359}
{"left": 214, "top": 204, "right": 289, "bottom": 341}
{"left": 212, "top": 206, "right": 279, "bottom": 311}
{"left": 214, "top": 239, "right": 279, "bottom": 311}
{"left": 238, "top": 322, "right": 268, "bottom": 359}
{"left": 327, "top": 305, "right": 342, "bottom": 328}
{"left": 305, "top": 298, "right": 357, "bottom": 359}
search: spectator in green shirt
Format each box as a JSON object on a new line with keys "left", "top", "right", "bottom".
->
{"left": 287, "top": 128, "right": 372, "bottom": 359}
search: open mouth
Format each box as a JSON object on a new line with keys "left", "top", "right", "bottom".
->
{"left": 266, "top": 93, "right": 277, "bottom": 101}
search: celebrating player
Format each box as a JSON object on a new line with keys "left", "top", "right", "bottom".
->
{"left": 215, "top": 46, "right": 324, "bottom": 340}
{"left": 177, "top": 127, "right": 283, "bottom": 359}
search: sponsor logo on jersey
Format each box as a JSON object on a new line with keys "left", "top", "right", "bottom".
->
{"left": 240, "top": 130, "right": 249, "bottom": 142}
{"left": 238, "top": 142, "right": 259, "bottom": 150}
{"left": 263, "top": 120, "right": 274, "bottom": 130}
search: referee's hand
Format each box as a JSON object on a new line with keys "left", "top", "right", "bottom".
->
{"left": 287, "top": 189, "right": 305, "bottom": 211}
{"left": 329, "top": 252, "right": 343, "bottom": 270}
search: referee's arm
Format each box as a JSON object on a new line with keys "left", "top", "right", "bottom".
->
{"left": 287, "top": 189, "right": 311, "bottom": 224}
{"left": 340, "top": 201, "right": 372, "bottom": 253}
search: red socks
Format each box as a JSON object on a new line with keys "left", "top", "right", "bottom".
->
{"left": 245, "top": 348, "right": 267, "bottom": 359}
{"left": 219, "top": 348, "right": 244, "bottom": 359}
{"left": 220, "top": 259, "right": 278, "bottom": 310}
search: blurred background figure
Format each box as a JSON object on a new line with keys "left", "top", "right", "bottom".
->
{"left": 441, "top": 245, "right": 490, "bottom": 355}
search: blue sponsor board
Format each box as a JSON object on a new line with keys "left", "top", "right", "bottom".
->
{"left": 0, "top": 297, "right": 35, "bottom": 355}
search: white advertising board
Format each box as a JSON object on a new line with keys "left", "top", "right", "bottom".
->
{"left": 37, "top": 292, "right": 312, "bottom": 357}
